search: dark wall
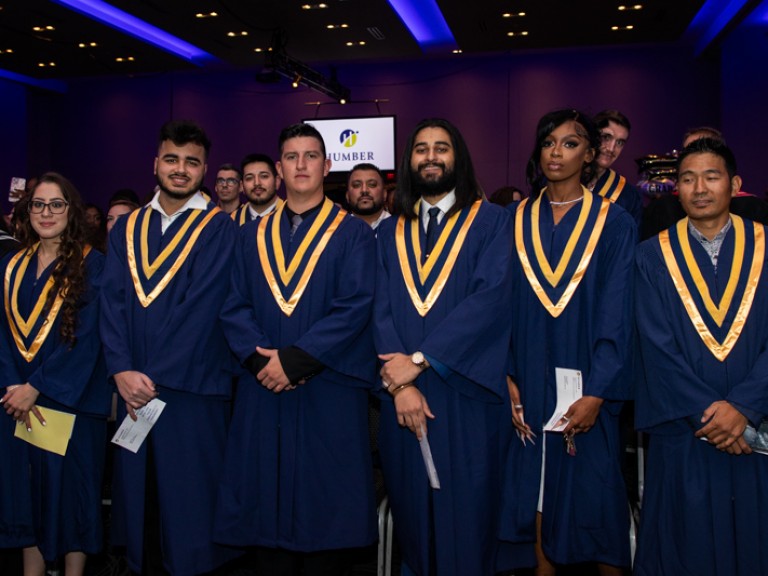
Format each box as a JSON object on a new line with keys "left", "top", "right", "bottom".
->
{"left": 11, "top": 41, "right": 720, "bottom": 207}
{"left": 0, "top": 80, "right": 28, "bottom": 214}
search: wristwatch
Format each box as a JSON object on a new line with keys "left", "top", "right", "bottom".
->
{"left": 411, "top": 351, "right": 428, "bottom": 369}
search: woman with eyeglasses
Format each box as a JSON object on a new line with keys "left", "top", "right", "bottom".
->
{"left": 0, "top": 173, "right": 110, "bottom": 576}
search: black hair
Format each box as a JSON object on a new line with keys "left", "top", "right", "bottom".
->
{"left": 240, "top": 153, "right": 277, "bottom": 177}
{"left": 158, "top": 120, "right": 211, "bottom": 157}
{"left": 396, "top": 118, "right": 482, "bottom": 219}
{"left": 594, "top": 109, "right": 632, "bottom": 132}
{"left": 278, "top": 123, "right": 326, "bottom": 158}
{"left": 217, "top": 163, "right": 242, "bottom": 178}
{"left": 526, "top": 109, "right": 601, "bottom": 195}
{"left": 349, "top": 163, "right": 384, "bottom": 183}
{"left": 678, "top": 137, "right": 737, "bottom": 180}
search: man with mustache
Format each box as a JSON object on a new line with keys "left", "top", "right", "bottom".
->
{"left": 345, "top": 162, "right": 390, "bottom": 230}
{"left": 374, "top": 118, "right": 518, "bottom": 575}
{"left": 589, "top": 109, "right": 643, "bottom": 227}
{"left": 101, "top": 120, "right": 239, "bottom": 576}
{"left": 230, "top": 153, "right": 283, "bottom": 226}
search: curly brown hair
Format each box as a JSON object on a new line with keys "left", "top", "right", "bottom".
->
{"left": 17, "top": 172, "right": 90, "bottom": 346}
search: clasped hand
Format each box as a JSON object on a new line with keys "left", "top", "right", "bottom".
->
{"left": 1, "top": 383, "right": 45, "bottom": 430}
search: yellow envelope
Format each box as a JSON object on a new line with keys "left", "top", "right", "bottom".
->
{"left": 13, "top": 407, "right": 76, "bottom": 456}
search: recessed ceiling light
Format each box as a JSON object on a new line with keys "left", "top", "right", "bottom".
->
{"left": 37, "top": 62, "right": 56, "bottom": 67}
{"left": 1, "top": 48, "right": 13, "bottom": 54}
{"left": 302, "top": 3, "right": 328, "bottom": 9}
{"left": 507, "top": 31, "right": 529, "bottom": 37}
{"left": 618, "top": 4, "right": 643, "bottom": 10}
{"left": 254, "top": 47, "right": 263, "bottom": 52}
{"left": 195, "top": 12, "right": 218, "bottom": 18}
{"left": 78, "top": 42, "right": 98, "bottom": 48}
{"left": 502, "top": 12, "right": 526, "bottom": 18}
{"left": 345, "top": 40, "right": 366, "bottom": 46}
{"left": 115, "top": 56, "right": 135, "bottom": 62}
{"left": 33, "top": 25, "right": 56, "bottom": 32}
{"left": 227, "top": 31, "right": 249, "bottom": 37}
{"left": 611, "top": 25, "right": 634, "bottom": 30}
{"left": 452, "top": 49, "right": 463, "bottom": 54}
{"left": 326, "top": 24, "right": 349, "bottom": 29}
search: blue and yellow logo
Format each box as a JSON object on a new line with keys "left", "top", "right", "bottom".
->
{"left": 339, "top": 129, "right": 358, "bottom": 148}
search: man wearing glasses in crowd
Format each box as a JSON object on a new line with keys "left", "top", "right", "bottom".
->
{"left": 214, "top": 163, "right": 242, "bottom": 215}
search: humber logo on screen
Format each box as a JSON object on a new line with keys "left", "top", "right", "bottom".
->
{"left": 331, "top": 129, "right": 374, "bottom": 162}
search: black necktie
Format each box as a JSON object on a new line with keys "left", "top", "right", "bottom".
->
{"left": 425, "top": 206, "right": 440, "bottom": 258}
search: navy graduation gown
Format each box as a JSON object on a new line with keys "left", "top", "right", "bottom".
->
{"left": 215, "top": 203, "right": 378, "bottom": 551}
{"left": 634, "top": 218, "right": 768, "bottom": 575}
{"left": 0, "top": 248, "right": 109, "bottom": 561}
{"left": 100, "top": 205, "right": 238, "bottom": 576}
{"left": 500, "top": 194, "right": 635, "bottom": 567}
{"left": 593, "top": 168, "right": 643, "bottom": 229}
{"left": 374, "top": 201, "right": 518, "bottom": 576}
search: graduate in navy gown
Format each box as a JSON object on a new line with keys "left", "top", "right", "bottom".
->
{"left": 0, "top": 173, "right": 110, "bottom": 576}
{"left": 501, "top": 110, "right": 635, "bottom": 575}
{"left": 100, "top": 121, "right": 238, "bottom": 576}
{"left": 375, "top": 118, "right": 518, "bottom": 576}
{"left": 231, "top": 153, "right": 283, "bottom": 226}
{"left": 635, "top": 138, "right": 768, "bottom": 575}
{"left": 215, "top": 123, "right": 376, "bottom": 576}
{"left": 589, "top": 110, "right": 643, "bottom": 228}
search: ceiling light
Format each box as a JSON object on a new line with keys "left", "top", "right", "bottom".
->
{"left": 115, "top": 56, "right": 135, "bottom": 62}
{"left": 1, "top": 48, "right": 13, "bottom": 54}
{"left": 227, "top": 31, "right": 249, "bottom": 37}
{"left": 37, "top": 62, "right": 56, "bottom": 67}
{"left": 195, "top": 12, "right": 218, "bottom": 18}
{"left": 302, "top": 3, "right": 328, "bottom": 9}
{"left": 611, "top": 25, "right": 635, "bottom": 30}
{"left": 502, "top": 12, "right": 526, "bottom": 18}
{"left": 452, "top": 49, "right": 462, "bottom": 54}
{"left": 507, "top": 31, "right": 529, "bottom": 36}
{"left": 326, "top": 24, "right": 349, "bottom": 29}
{"left": 618, "top": 4, "right": 643, "bottom": 10}
{"left": 292, "top": 74, "right": 302, "bottom": 88}
{"left": 33, "top": 25, "right": 56, "bottom": 32}
{"left": 345, "top": 40, "right": 366, "bottom": 46}
{"left": 254, "top": 47, "right": 263, "bottom": 52}
{"left": 78, "top": 41, "right": 98, "bottom": 47}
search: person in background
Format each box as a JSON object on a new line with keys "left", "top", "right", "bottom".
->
{"left": 346, "top": 162, "right": 390, "bottom": 230}
{"left": 214, "top": 163, "right": 242, "bottom": 215}
{"left": 230, "top": 153, "right": 282, "bottom": 225}
{"left": 0, "top": 172, "right": 110, "bottom": 576}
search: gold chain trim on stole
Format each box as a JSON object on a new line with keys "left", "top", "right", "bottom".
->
{"left": 395, "top": 200, "right": 481, "bottom": 317}
{"left": 126, "top": 207, "right": 221, "bottom": 308}
{"left": 257, "top": 197, "right": 345, "bottom": 317}
{"left": 596, "top": 170, "right": 626, "bottom": 202}
{"left": 4, "top": 244, "right": 92, "bottom": 362}
{"left": 659, "top": 216, "right": 763, "bottom": 361}
{"left": 516, "top": 191, "right": 610, "bottom": 318}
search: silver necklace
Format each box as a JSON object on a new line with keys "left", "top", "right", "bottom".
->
{"left": 549, "top": 196, "right": 584, "bottom": 207}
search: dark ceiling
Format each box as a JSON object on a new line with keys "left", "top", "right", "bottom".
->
{"left": 1, "top": 1, "right": 707, "bottom": 81}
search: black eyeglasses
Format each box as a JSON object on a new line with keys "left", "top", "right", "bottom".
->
{"left": 28, "top": 200, "right": 69, "bottom": 214}
{"left": 216, "top": 177, "right": 240, "bottom": 187}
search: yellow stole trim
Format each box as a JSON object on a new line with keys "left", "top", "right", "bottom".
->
{"left": 395, "top": 200, "right": 482, "bottom": 317}
{"left": 516, "top": 189, "right": 610, "bottom": 317}
{"left": 257, "top": 197, "right": 346, "bottom": 317}
{"left": 4, "top": 244, "right": 92, "bottom": 362}
{"left": 232, "top": 205, "right": 247, "bottom": 226}
{"left": 596, "top": 170, "right": 626, "bottom": 203}
{"left": 126, "top": 206, "right": 221, "bottom": 308}
{"left": 659, "top": 216, "right": 763, "bottom": 361}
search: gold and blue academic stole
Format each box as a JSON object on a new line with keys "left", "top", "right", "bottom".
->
{"left": 231, "top": 204, "right": 249, "bottom": 226}
{"left": 126, "top": 205, "right": 220, "bottom": 308}
{"left": 659, "top": 215, "right": 764, "bottom": 361}
{"left": 4, "top": 243, "right": 92, "bottom": 362}
{"left": 395, "top": 200, "right": 481, "bottom": 317}
{"left": 257, "top": 197, "right": 345, "bottom": 317}
{"left": 232, "top": 199, "right": 284, "bottom": 226}
{"left": 595, "top": 169, "right": 626, "bottom": 203}
{"left": 515, "top": 188, "right": 610, "bottom": 318}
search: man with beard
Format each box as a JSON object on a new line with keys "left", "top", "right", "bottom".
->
{"left": 346, "top": 162, "right": 390, "bottom": 230}
{"left": 214, "top": 163, "right": 242, "bottom": 215}
{"left": 589, "top": 109, "right": 643, "bottom": 227}
{"left": 100, "top": 120, "right": 239, "bottom": 576}
{"left": 215, "top": 123, "right": 377, "bottom": 575}
{"left": 374, "top": 118, "right": 517, "bottom": 575}
{"left": 231, "top": 153, "right": 283, "bottom": 226}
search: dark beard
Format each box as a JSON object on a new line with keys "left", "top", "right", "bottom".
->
{"left": 412, "top": 167, "right": 457, "bottom": 198}
{"left": 350, "top": 198, "right": 383, "bottom": 216}
{"left": 248, "top": 189, "right": 276, "bottom": 207}
{"left": 157, "top": 174, "right": 201, "bottom": 201}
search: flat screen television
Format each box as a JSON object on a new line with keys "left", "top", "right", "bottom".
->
{"left": 303, "top": 116, "right": 396, "bottom": 173}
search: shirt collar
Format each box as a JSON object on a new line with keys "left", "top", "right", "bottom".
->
{"left": 150, "top": 190, "right": 208, "bottom": 218}
{"left": 420, "top": 190, "right": 456, "bottom": 230}
{"left": 248, "top": 200, "right": 279, "bottom": 220}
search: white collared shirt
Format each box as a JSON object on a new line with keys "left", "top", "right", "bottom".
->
{"left": 370, "top": 210, "right": 391, "bottom": 231}
{"left": 248, "top": 200, "right": 279, "bottom": 221}
{"left": 420, "top": 190, "right": 456, "bottom": 233}
{"left": 150, "top": 190, "right": 209, "bottom": 234}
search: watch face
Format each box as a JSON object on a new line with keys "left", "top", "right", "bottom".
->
{"left": 412, "top": 351, "right": 425, "bottom": 366}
